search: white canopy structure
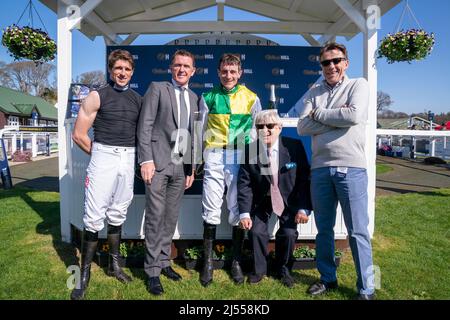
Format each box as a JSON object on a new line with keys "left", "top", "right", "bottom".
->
{"left": 38, "top": 0, "right": 401, "bottom": 242}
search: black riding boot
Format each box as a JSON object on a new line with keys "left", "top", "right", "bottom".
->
{"left": 107, "top": 224, "right": 132, "bottom": 283}
{"left": 231, "top": 226, "right": 245, "bottom": 284}
{"left": 71, "top": 229, "right": 98, "bottom": 300}
{"left": 200, "top": 223, "right": 216, "bottom": 287}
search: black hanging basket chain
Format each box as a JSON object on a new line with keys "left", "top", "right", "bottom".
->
{"left": 394, "top": 0, "right": 422, "bottom": 33}
{"left": 377, "top": 0, "right": 435, "bottom": 64}
{"left": 16, "top": 0, "right": 50, "bottom": 35}
{"left": 1, "top": 0, "right": 56, "bottom": 64}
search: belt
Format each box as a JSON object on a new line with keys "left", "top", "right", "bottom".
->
{"left": 93, "top": 142, "right": 135, "bottom": 153}
{"left": 222, "top": 144, "right": 240, "bottom": 150}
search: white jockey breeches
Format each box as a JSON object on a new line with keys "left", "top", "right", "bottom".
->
{"left": 83, "top": 142, "right": 135, "bottom": 233}
{"left": 202, "top": 148, "right": 242, "bottom": 226}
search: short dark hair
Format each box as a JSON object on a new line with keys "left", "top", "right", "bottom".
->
{"left": 319, "top": 42, "right": 348, "bottom": 60}
{"left": 108, "top": 49, "right": 135, "bottom": 71}
{"left": 218, "top": 53, "right": 241, "bottom": 70}
{"left": 171, "top": 49, "right": 196, "bottom": 67}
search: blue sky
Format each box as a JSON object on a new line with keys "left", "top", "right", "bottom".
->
{"left": 1, "top": 0, "right": 449, "bottom": 114}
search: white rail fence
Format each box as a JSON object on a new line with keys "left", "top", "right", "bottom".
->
{"left": 0, "top": 126, "right": 58, "bottom": 159}
{"left": 377, "top": 129, "right": 450, "bottom": 160}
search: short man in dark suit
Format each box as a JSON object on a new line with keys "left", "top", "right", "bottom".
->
{"left": 137, "top": 49, "right": 199, "bottom": 296}
{"left": 238, "top": 109, "right": 312, "bottom": 287}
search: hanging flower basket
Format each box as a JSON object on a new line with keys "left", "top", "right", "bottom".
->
{"left": 377, "top": 29, "right": 435, "bottom": 64}
{"left": 1, "top": 24, "right": 56, "bottom": 64}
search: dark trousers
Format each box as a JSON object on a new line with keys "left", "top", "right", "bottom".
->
{"left": 248, "top": 197, "right": 298, "bottom": 275}
{"left": 144, "top": 163, "right": 185, "bottom": 278}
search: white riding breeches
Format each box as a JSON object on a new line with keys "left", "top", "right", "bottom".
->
{"left": 83, "top": 142, "right": 135, "bottom": 232}
{"left": 202, "top": 148, "right": 242, "bottom": 226}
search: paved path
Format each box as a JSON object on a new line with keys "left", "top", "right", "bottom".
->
{"left": 376, "top": 155, "right": 450, "bottom": 196}
{"left": 3, "top": 155, "right": 450, "bottom": 196}
{"left": 7, "top": 155, "right": 59, "bottom": 192}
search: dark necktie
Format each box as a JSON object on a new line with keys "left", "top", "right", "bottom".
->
{"left": 179, "top": 87, "right": 188, "bottom": 130}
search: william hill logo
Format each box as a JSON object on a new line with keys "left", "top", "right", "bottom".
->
{"left": 272, "top": 68, "right": 285, "bottom": 76}
{"left": 195, "top": 67, "right": 209, "bottom": 75}
{"left": 152, "top": 68, "right": 170, "bottom": 75}
{"left": 190, "top": 82, "right": 214, "bottom": 89}
{"left": 303, "top": 70, "right": 320, "bottom": 75}
{"left": 157, "top": 53, "right": 170, "bottom": 61}
{"left": 264, "top": 54, "right": 290, "bottom": 61}
{"left": 264, "top": 83, "right": 290, "bottom": 89}
{"left": 194, "top": 54, "right": 214, "bottom": 60}
{"left": 308, "top": 55, "right": 319, "bottom": 62}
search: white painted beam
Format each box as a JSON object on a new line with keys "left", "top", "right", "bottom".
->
{"left": 289, "top": 0, "right": 304, "bottom": 12}
{"left": 108, "top": 21, "right": 334, "bottom": 34}
{"left": 363, "top": 7, "right": 378, "bottom": 238}
{"left": 333, "top": 0, "right": 367, "bottom": 32}
{"left": 226, "top": 0, "right": 320, "bottom": 21}
{"left": 85, "top": 12, "right": 123, "bottom": 44}
{"left": 104, "top": 36, "right": 114, "bottom": 46}
{"left": 120, "top": 33, "right": 140, "bottom": 45}
{"left": 62, "top": 0, "right": 122, "bottom": 44}
{"left": 318, "top": 0, "right": 365, "bottom": 44}
{"left": 300, "top": 33, "right": 320, "bottom": 46}
{"left": 126, "top": 0, "right": 215, "bottom": 21}
{"left": 217, "top": 1, "right": 224, "bottom": 21}
{"left": 57, "top": 1, "right": 73, "bottom": 243}
{"left": 67, "top": 0, "right": 103, "bottom": 30}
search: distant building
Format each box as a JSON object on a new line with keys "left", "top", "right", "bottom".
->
{"left": 0, "top": 86, "right": 57, "bottom": 129}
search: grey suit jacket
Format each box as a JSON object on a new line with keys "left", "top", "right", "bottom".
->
{"left": 137, "top": 81, "right": 199, "bottom": 173}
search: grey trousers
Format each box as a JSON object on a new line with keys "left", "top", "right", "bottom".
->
{"left": 144, "top": 163, "right": 185, "bottom": 277}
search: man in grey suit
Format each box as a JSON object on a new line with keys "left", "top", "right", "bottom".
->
{"left": 137, "top": 49, "right": 199, "bottom": 296}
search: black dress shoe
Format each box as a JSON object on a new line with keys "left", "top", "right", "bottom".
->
{"left": 355, "top": 293, "right": 376, "bottom": 300}
{"left": 161, "top": 266, "right": 182, "bottom": 281}
{"left": 147, "top": 277, "right": 164, "bottom": 295}
{"left": 307, "top": 280, "right": 338, "bottom": 296}
{"left": 248, "top": 273, "right": 265, "bottom": 284}
{"left": 279, "top": 270, "right": 295, "bottom": 288}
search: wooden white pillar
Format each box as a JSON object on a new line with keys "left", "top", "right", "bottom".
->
{"left": 57, "top": 1, "right": 73, "bottom": 243}
{"left": 430, "top": 138, "right": 436, "bottom": 157}
{"left": 363, "top": 4, "right": 378, "bottom": 237}
{"left": 12, "top": 134, "right": 17, "bottom": 153}
{"left": 32, "top": 134, "right": 37, "bottom": 157}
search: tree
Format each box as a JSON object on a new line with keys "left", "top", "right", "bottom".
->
{"left": 377, "top": 91, "right": 393, "bottom": 111}
{"left": 41, "top": 87, "right": 58, "bottom": 105}
{"left": 0, "top": 61, "right": 56, "bottom": 97}
{"left": 75, "top": 70, "right": 106, "bottom": 87}
{"left": 0, "top": 61, "right": 13, "bottom": 88}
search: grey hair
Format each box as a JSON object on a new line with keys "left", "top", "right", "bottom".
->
{"left": 255, "top": 109, "right": 282, "bottom": 127}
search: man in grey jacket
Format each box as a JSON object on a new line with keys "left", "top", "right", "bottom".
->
{"left": 137, "top": 49, "right": 198, "bottom": 296}
{"left": 297, "top": 43, "right": 375, "bottom": 300}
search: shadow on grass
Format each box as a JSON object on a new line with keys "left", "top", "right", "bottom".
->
{"left": 377, "top": 186, "right": 450, "bottom": 197}
{"left": 377, "top": 156, "right": 450, "bottom": 178}
{"left": 13, "top": 176, "right": 59, "bottom": 192}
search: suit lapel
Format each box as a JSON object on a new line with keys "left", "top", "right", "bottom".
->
{"left": 188, "top": 89, "right": 197, "bottom": 130}
{"left": 255, "top": 141, "right": 272, "bottom": 184}
{"left": 167, "top": 83, "right": 179, "bottom": 128}
{"left": 278, "top": 138, "right": 292, "bottom": 196}
{"left": 278, "top": 138, "right": 290, "bottom": 172}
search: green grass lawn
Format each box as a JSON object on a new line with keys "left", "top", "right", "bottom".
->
{"left": 0, "top": 187, "right": 449, "bottom": 300}
{"left": 376, "top": 164, "right": 393, "bottom": 175}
